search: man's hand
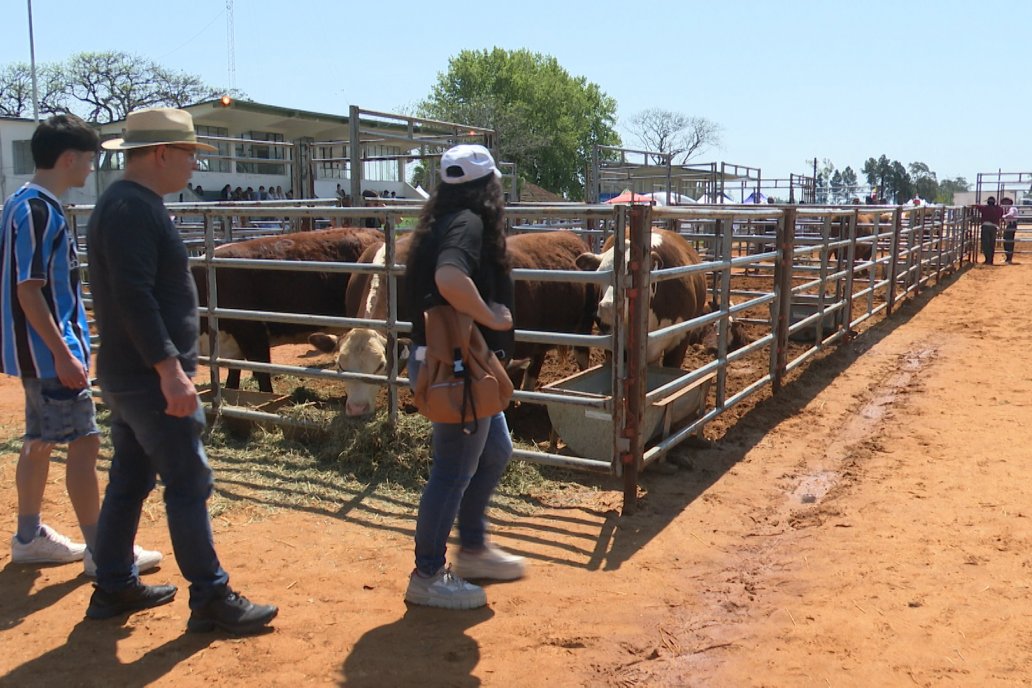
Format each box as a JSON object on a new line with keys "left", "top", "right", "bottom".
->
{"left": 155, "top": 357, "right": 198, "bottom": 417}
{"left": 53, "top": 352, "right": 88, "bottom": 390}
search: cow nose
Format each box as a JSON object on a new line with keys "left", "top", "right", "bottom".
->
{"left": 597, "top": 300, "right": 614, "bottom": 325}
{"left": 345, "top": 400, "right": 371, "bottom": 417}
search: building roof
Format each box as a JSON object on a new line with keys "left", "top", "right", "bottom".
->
{"left": 519, "top": 181, "right": 565, "bottom": 202}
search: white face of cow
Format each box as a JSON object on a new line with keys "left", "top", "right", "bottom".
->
{"left": 335, "top": 328, "right": 387, "bottom": 416}
{"left": 579, "top": 233, "right": 692, "bottom": 365}
{"left": 590, "top": 233, "right": 667, "bottom": 329}
{"left": 198, "top": 331, "right": 244, "bottom": 359}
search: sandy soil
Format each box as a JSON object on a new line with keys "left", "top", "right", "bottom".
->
{"left": 1, "top": 259, "right": 1031, "bottom": 687}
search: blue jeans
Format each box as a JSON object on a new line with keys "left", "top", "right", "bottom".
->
{"left": 408, "top": 358, "right": 513, "bottom": 575}
{"left": 94, "top": 377, "right": 229, "bottom": 609}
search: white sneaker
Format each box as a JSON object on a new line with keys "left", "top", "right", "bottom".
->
{"left": 83, "top": 545, "right": 164, "bottom": 577}
{"left": 405, "top": 566, "right": 487, "bottom": 609}
{"left": 10, "top": 524, "right": 86, "bottom": 565}
{"left": 453, "top": 543, "right": 526, "bottom": 581}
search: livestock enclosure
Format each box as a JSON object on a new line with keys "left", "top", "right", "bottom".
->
{"left": 66, "top": 200, "right": 978, "bottom": 511}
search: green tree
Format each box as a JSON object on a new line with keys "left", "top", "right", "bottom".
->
{"left": 862, "top": 155, "right": 893, "bottom": 200}
{"left": 908, "top": 161, "right": 938, "bottom": 201}
{"left": 840, "top": 166, "right": 859, "bottom": 201}
{"left": 863, "top": 155, "right": 915, "bottom": 202}
{"left": 936, "top": 177, "right": 969, "bottom": 204}
{"left": 890, "top": 161, "right": 913, "bottom": 203}
{"left": 419, "top": 48, "right": 620, "bottom": 199}
{"left": 829, "top": 170, "right": 844, "bottom": 203}
{"left": 0, "top": 52, "right": 228, "bottom": 123}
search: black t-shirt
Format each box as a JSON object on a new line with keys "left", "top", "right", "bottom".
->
{"left": 87, "top": 180, "right": 199, "bottom": 384}
{"left": 408, "top": 209, "right": 514, "bottom": 358}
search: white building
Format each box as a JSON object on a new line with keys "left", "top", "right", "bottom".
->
{"left": 1, "top": 99, "right": 495, "bottom": 206}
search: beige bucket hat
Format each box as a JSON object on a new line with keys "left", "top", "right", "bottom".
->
{"left": 102, "top": 107, "right": 217, "bottom": 152}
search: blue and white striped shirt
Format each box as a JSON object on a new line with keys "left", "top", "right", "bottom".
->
{"left": 0, "top": 183, "right": 90, "bottom": 378}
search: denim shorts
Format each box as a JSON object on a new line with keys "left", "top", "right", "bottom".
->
{"left": 23, "top": 377, "right": 100, "bottom": 443}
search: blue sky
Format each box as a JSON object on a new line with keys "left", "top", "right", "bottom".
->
{"left": 3, "top": 0, "right": 1027, "bottom": 185}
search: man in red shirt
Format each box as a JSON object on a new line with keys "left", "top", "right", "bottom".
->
{"left": 973, "top": 196, "right": 1006, "bottom": 264}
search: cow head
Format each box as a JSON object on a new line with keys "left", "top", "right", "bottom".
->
{"left": 309, "top": 328, "right": 388, "bottom": 417}
{"left": 198, "top": 330, "right": 244, "bottom": 359}
{"left": 575, "top": 239, "right": 664, "bottom": 331}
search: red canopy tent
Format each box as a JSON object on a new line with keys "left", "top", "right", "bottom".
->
{"left": 604, "top": 190, "right": 655, "bottom": 205}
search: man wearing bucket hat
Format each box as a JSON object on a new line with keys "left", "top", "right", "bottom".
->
{"left": 85, "top": 108, "right": 277, "bottom": 634}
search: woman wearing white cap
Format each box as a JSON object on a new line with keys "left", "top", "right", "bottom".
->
{"left": 403, "top": 144, "right": 526, "bottom": 609}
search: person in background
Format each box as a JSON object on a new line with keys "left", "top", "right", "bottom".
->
{"left": 85, "top": 107, "right": 277, "bottom": 634}
{"left": 1001, "top": 197, "right": 1018, "bottom": 264}
{"left": 220, "top": 184, "right": 232, "bottom": 201}
{"left": 973, "top": 196, "right": 1005, "bottom": 265}
{"left": 194, "top": 185, "right": 205, "bottom": 200}
{"left": 0, "top": 114, "right": 161, "bottom": 577}
{"left": 402, "top": 144, "right": 525, "bottom": 610}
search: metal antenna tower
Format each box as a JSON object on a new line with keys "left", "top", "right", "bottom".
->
{"left": 226, "top": 0, "right": 236, "bottom": 90}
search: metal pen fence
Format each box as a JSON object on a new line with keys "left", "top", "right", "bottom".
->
{"left": 66, "top": 200, "right": 976, "bottom": 511}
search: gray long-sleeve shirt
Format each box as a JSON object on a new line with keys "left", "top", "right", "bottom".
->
{"left": 87, "top": 180, "right": 198, "bottom": 387}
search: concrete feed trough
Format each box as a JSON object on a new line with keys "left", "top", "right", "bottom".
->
{"left": 542, "top": 364, "right": 713, "bottom": 462}
{"left": 788, "top": 294, "right": 843, "bottom": 341}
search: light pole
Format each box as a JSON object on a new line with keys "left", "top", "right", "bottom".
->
{"left": 27, "top": 0, "right": 40, "bottom": 123}
{"left": 812, "top": 157, "right": 818, "bottom": 203}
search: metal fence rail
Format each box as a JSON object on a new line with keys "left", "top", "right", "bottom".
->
{"left": 67, "top": 200, "right": 976, "bottom": 511}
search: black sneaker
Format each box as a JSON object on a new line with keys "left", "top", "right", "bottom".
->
{"left": 86, "top": 582, "right": 177, "bottom": 619}
{"left": 187, "top": 589, "right": 277, "bottom": 635}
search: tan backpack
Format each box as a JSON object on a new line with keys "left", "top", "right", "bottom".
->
{"left": 413, "top": 305, "right": 514, "bottom": 433}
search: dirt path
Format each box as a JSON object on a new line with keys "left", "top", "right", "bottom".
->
{"left": 1, "top": 261, "right": 1031, "bottom": 687}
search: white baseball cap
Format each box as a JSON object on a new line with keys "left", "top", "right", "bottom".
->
{"left": 439, "top": 144, "right": 501, "bottom": 185}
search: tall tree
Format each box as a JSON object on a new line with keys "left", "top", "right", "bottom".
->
{"left": 63, "top": 52, "right": 223, "bottom": 123}
{"left": 862, "top": 155, "right": 893, "bottom": 200}
{"left": 840, "top": 166, "right": 859, "bottom": 201}
{"left": 0, "top": 52, "right": 227, "bottom": 123}
{"left": 627, "top": 109, "right": 721, "bottom": 163}
{"left": 936, "top": 177, "right": 969, "bottom": 204}
{"left": 829, "top": 170, "right": 844, "bottom": 203}
{"left": 908, "top": 161, "right": 938, "bottom": 201}
{"left": 890, "top": 161, "right": 913, "bottom": 203}
{"left": 0, "top": 63, "right": 66, "bottom": 117}
{"left": 419, "top": 48, "right": 620, "bottom": 199}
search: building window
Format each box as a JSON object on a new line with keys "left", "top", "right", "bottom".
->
{"left": 316, "top": 144, "right": 348, "bottom": 180}
{"left": 195, "top": 125, "right": 230, "bottom": 173}
{"left": 12, "top": 140, "right": 33, "bottom": 175}
{"left": 236, "top": 131, "right": 285, "bottom": 175}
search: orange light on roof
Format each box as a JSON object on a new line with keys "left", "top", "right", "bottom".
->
{"left": 220, "top": 95, "right": 233, "bottom": 107}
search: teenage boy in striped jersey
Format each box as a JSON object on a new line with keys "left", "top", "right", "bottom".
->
{"left": 0, "top": 114, "right": 160, "bottom": 576}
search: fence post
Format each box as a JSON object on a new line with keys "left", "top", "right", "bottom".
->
{"left": 384, "top": 218, "right": 399, "bottom": 428}
{"left": 203, "top": 211, "right": 223, "bottom": 414}
{"left": 842, "top": 211, "right": 857, "bottom": 338}
{"left": 772, "top": 208, "right": 795, "bottom": 393}
{"left": 886, "top": 209, "right": 902, "bottom": 317}
{"left": 621, "top": 204, "right": 650, "bottom": 514}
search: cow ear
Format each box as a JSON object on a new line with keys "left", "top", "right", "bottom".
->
{"left": 308, "top": 332, "right": 339, "bottom": 353}
{"left": 575, "top": 252, "right": 602, "bottom": 271}
{"left": 649, "top": 250, "right": 664, "bottom": 271}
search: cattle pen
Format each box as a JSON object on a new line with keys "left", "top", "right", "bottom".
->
{"left": 67, "top": 199, "right": 979, "bottom": 512}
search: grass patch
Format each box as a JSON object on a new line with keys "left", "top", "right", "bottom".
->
{"left": 0, "top": 394, "right": 613, "bottom": 523}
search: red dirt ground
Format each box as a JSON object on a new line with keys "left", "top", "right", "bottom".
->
{"left": 2, "top": 259, "right": 1031, "bottom": 687}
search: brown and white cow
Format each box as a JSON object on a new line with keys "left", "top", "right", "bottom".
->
{"left": 830, "top": 212, "right": 893, "bottom": 263}
{"left": 310, "top": 230, "right": 597, "bottom": 416}
{"left": 193, "top": 227, "right": 382, "bottom": 393}
{"left": 575, "top": 228, "right": 746, "bottom": 368}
